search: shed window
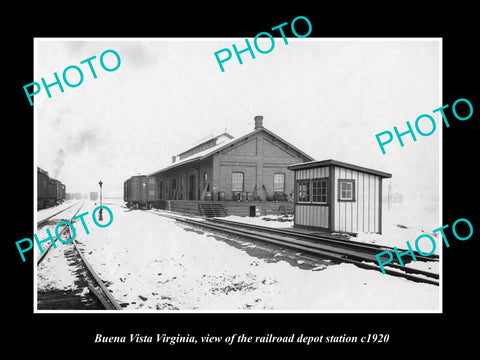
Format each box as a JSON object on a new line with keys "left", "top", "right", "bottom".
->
{"left": 297, "top": 178, "right": 328, "bottom": 204}
{"left": 312, "top": 179, "right": 327, "bottom": 203}
{"left": 232, "top": 172, "right": 244, "bottom": 192}
{"left": 338, "top": 179, "right": 355, "bottom": 201}
{"left": 297, "top": 180, "right": 311, "bottom": 202}
{"left": 273, "top": 173, "right": 285, "bottom": 192}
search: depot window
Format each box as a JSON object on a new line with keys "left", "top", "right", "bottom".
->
{"left": 338, "top": 179, "right": 355, "bottom": 201}
{"left": 273, "top": 173, "right": 285, "bottom": 192}
{"left": 232, "top": 172, "right": 244, "bottom": 192}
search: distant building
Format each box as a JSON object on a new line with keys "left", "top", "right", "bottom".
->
{"left": 391, "top": 192, "right": 403, "bottom": 203}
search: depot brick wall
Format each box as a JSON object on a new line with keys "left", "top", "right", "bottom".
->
{"left": 214, "top": 132, "right": 303, "bottom": 200}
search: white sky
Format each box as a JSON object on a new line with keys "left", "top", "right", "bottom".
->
{"left": 35, "top": 38, "right": 440, "bottom": 217}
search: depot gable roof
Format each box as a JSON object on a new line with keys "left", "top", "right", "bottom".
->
{"left": 149, "top": 126, "right": 315, "bottom": 177}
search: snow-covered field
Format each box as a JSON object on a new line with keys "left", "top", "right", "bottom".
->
{"left": 36, "top": 199, "right": 439, "bottom": 312}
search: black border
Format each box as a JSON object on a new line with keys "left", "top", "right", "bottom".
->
{"left": 6, "top": 5, "right": 479, "bottom": 355}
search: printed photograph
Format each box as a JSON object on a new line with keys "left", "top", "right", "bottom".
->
{"left": 33, "top": 38, "right": 441, "bottom": 312}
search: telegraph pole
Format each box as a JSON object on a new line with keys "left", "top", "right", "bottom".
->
{"left": 98, "top": 180, "right": 103, "bottom": 221}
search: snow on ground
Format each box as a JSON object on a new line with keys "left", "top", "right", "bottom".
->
{"left": 37, "top": 245, "right": 78, "bottom": 292}
{"left": 218, "top": 214, "right": 294, "bottom": 229}
{"left": 58, "top": 201, "right": 439, "bottom": 311}
{"left": 37, "top": 200, "right": 78, "bottom": 223}
{"left": 355, "top": 201, "right": 441, "bottom": 256}
{"left": 354, "top": 222, "right": 440, "bottom": 255}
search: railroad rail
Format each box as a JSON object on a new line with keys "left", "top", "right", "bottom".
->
{"left": 71, "top": 238, "right": 122, "bottom": 310}
{"left": 37, "top": 201, "right": 79, "bottom": 228}
{"left": 148, "top": 209, "right": 439, "bottom": 286}
{"left": 37, "top": 201, "right": 85, "bottom": 265}
{"left": 37, "top": 202, "right": 122, "bottom": 310}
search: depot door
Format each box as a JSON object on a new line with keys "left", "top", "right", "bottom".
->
{"left": 188, "top": 174, "right": 196, "bottom": 200}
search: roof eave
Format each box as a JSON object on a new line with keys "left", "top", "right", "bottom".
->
{"left": 288, "top": 159, "right": 392, "bottom": 178}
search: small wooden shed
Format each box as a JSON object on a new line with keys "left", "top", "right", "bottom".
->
{"left": 287, "top": 160, "right": 392, "bottom": 234}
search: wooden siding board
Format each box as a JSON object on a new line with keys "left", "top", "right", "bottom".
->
{"left": 364, "top": 173, "right": 368, "bottom": 232}
{"left": 297, "top": 205, "right": 304, "bottom": 225}
{"left": 357, "top": 171, "right": 365, "bottom": 233}
{"left": 355, "top": 170, "right": 359, "bottom": 233}
{"left": 334, "top": 166, "right": 340, "bottom": 231}
{"left": 297, "top": 166, "right": 329, "bottom": 180}
{"left": 378, "top": 179, "right": 383, "bottom": 234}
{"left": 368, "top": 174, "right": 375, "bottom": 233}
{"left": 344, "top": 169, "right": 352, "bottom": 233}
{"left": 375, "top": 176, "right": 382, "bottom": 233}
{"left": 328, "top": 165, "right": 334, "bottom": 231}
{"left": 293, "top": 170, "right": 297, "bottom": 226}
{"left": 295, "top": 204, "right": 329, "bottom": 229}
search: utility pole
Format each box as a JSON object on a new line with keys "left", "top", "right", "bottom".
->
{"left": 98, "top": 180, "right": 103, "bottom": 221}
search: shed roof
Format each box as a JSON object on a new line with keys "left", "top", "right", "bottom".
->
{"left": 288, "top": 159, "right": 392, "bottom": 178}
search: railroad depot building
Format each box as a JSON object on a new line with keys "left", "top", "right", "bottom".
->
{"left": 288, "top": 160, "right": 392, "bottom": 234}
{"left": 149, "top": 116, "right": 315, "bottom": 216}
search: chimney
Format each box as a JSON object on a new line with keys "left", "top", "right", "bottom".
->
{"left": 254, "top": 115, "right": 263, "bottom": 130}
{"left": 172, "top": 155, "right": 176, "bottom": 163}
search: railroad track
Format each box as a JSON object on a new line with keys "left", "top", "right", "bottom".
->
{"left": 37, "top": 201, "right": 85, "bottom": 264}
{"left": 37, "top": 202, "right": 122, "bottom": 310}
{"left": 209, "top": 217, "right": 439, "bottom": 261}
{"left": 148, "top": 209, "right": 439, "bottom": 286}
{"left": 37, "top": 201, "right": 79, "bottom": 228}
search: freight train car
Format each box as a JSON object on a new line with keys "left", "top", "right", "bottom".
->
{"left": 124, "top": 175, "right": 159, "bottom": 209}
{"left": 48, "top": 178, "right": 61, "bottom": 202}
{"left": 90, "top": 191, "right": 99, "bottom": 201}
{"left": 37, "top": 167, "right": 50, "bottom": 209}
{"left": 37, "top": 167, "right": 66, "bottom": 209}
{"left": 61, "top": 183, "right": 66, "bottom": 201}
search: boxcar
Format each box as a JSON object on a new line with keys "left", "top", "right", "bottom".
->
{"left": 37, "top": 167, "right": 65, "bottom": 209}
{"left": 124, "top": 175, "right": 159, "bottom": 209}
{"left": 37, "top": 167, "right": 49, "bottom": 209}
{"left": 61, "top": 183, "right": 66, "bottom": 201}
{"left": 48, "top": 179, "right": 64, "bottom": 205}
